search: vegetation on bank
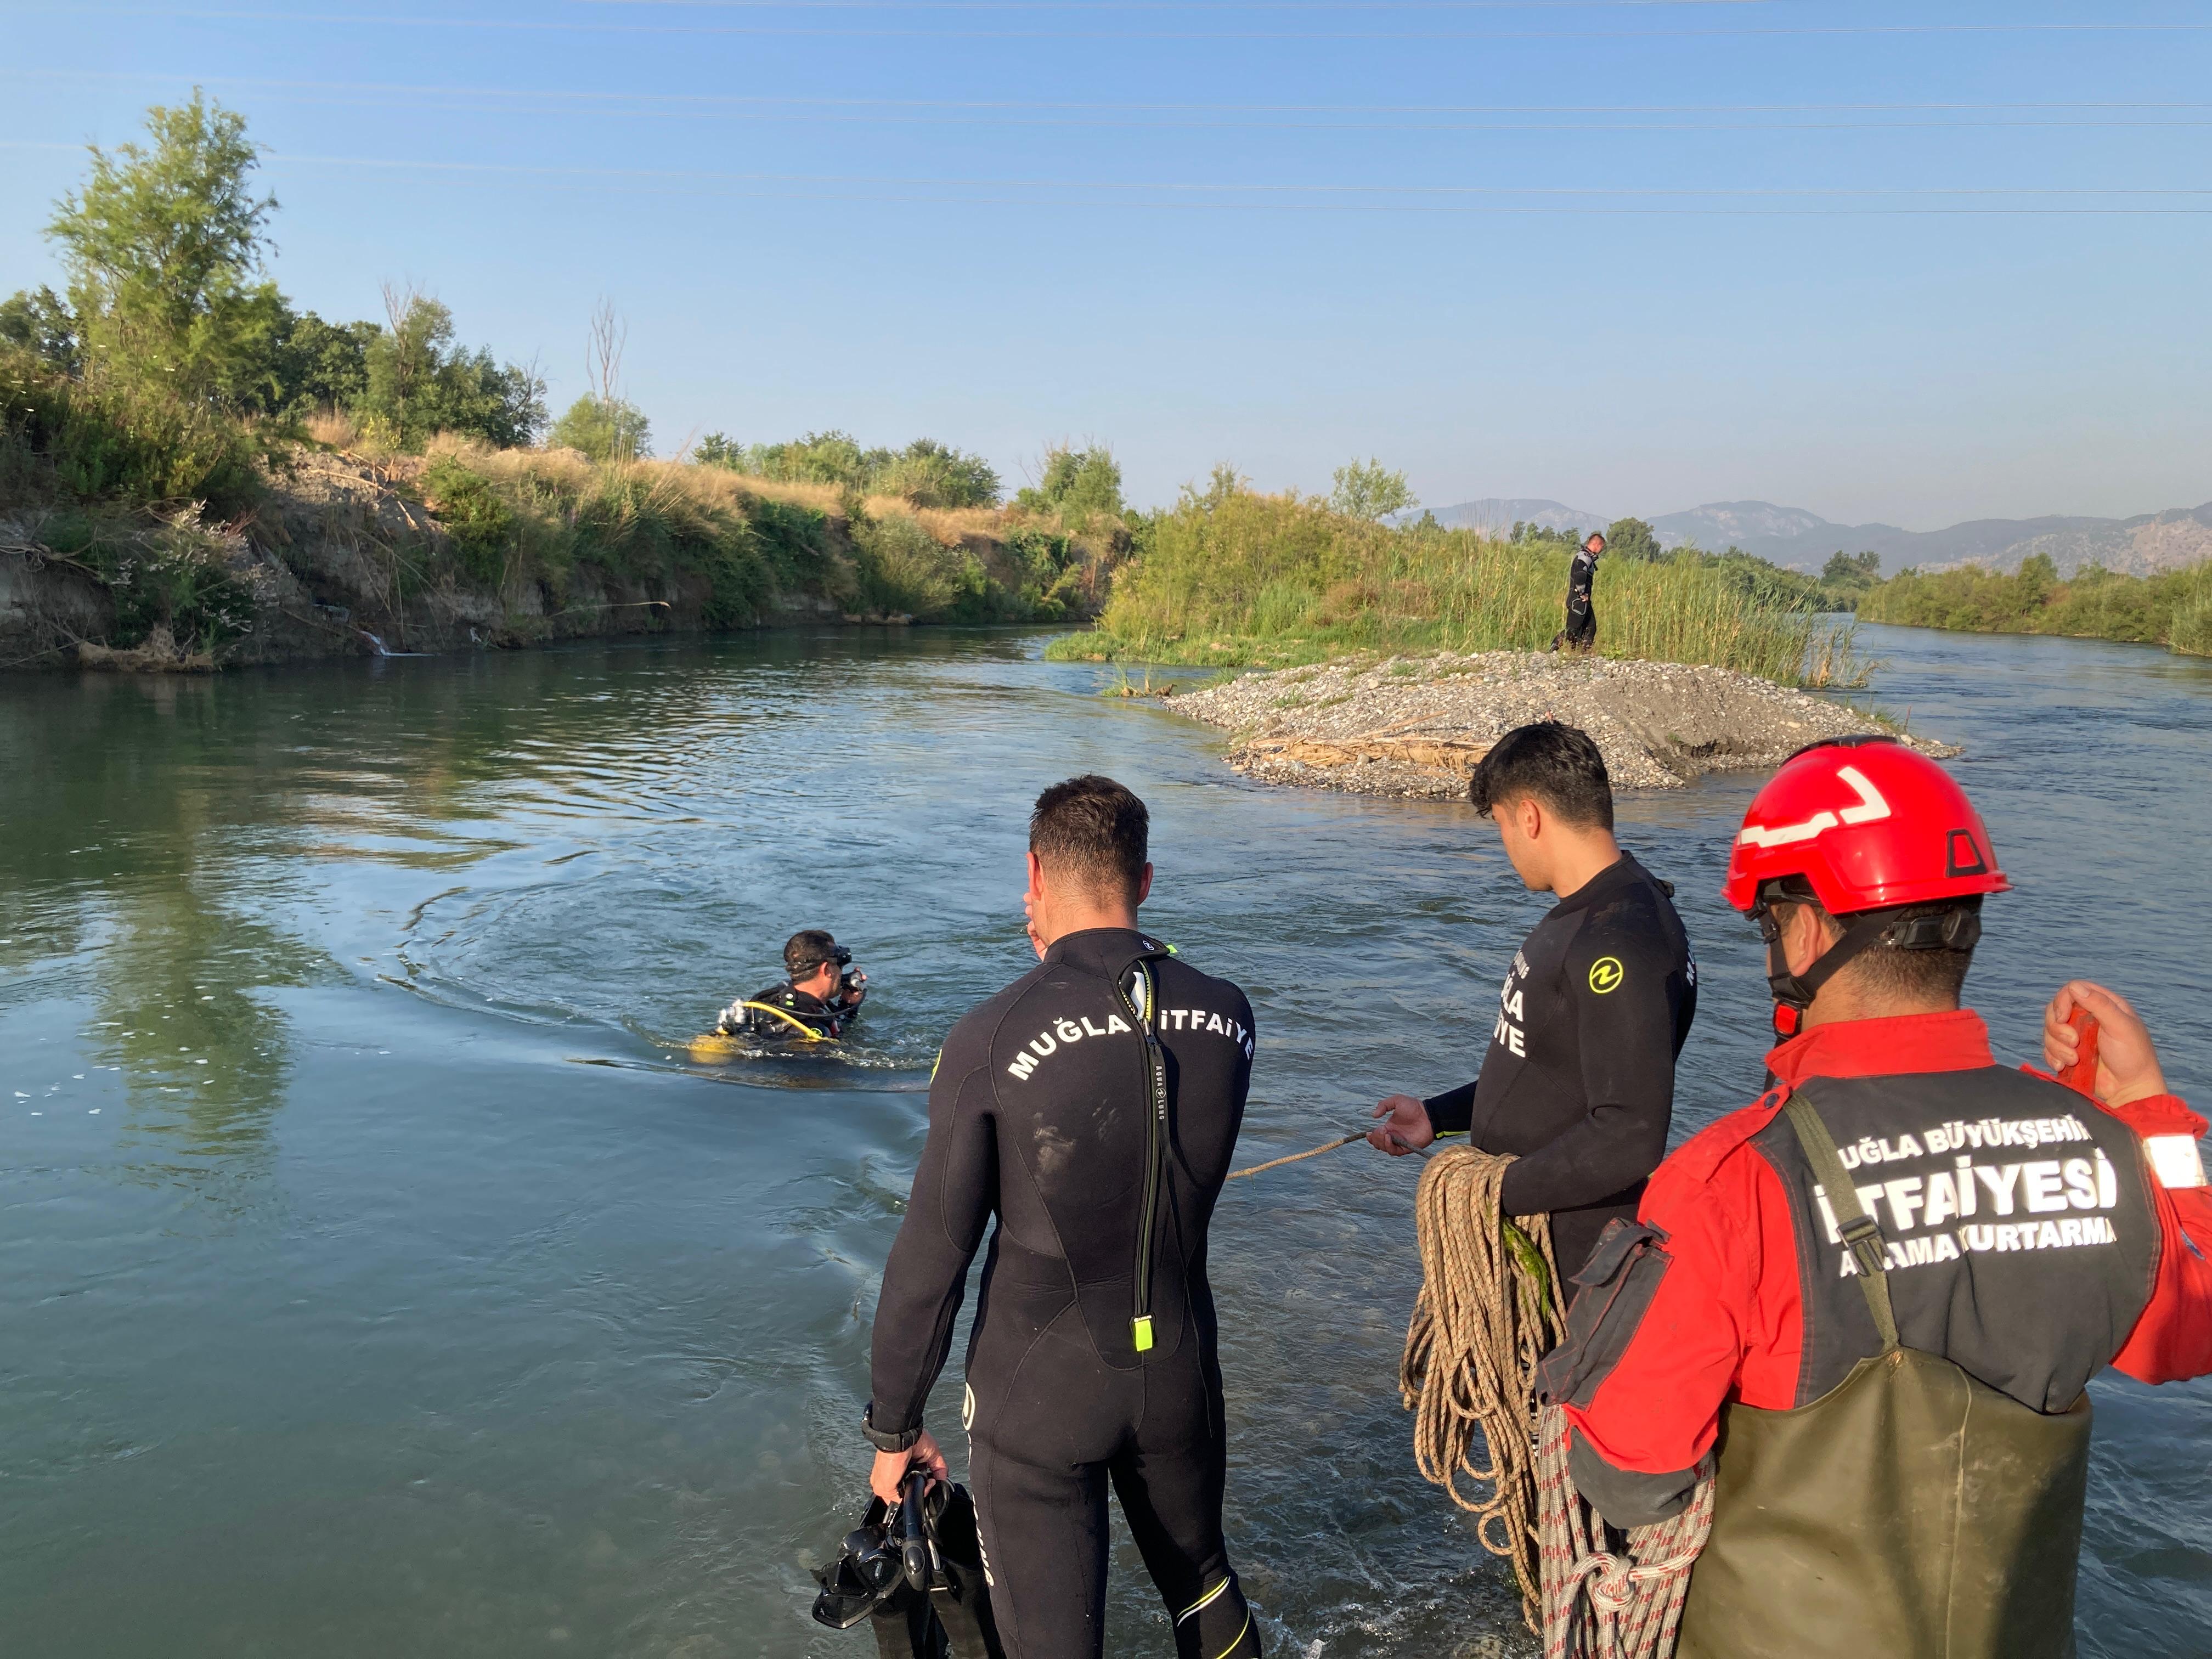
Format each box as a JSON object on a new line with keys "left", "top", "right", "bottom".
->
{"left": 1045, "top": 471, "right": 1866, "bottom": 687}
{"left": 1859, "top": 554, "right": 2212, "bottom": 658}
{"left": 0, "top": 94, "right": 1111, "bottom": 662}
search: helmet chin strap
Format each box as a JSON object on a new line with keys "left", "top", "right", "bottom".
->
{"left": 1764, "top": 912, "right": 1895, "bottom": 1038}
{"left": 1763, "top": 904, "right": 1985, "bottom": 1037}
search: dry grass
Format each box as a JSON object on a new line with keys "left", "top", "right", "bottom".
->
{"left": 303, "top": 408, "right": 361, "bottom": 450}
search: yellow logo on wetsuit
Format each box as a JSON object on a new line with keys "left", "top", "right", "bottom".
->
{"left": 1588, "top": 957, "right": 1625, "bottom": 995}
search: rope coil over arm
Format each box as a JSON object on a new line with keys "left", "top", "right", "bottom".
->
{"left": 1401, "top": 1144, "right": 1716, "bottom": 1657}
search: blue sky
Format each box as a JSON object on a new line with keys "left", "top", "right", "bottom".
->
{"left": 2, "top": 1, "right": 2207, "bottom": 523}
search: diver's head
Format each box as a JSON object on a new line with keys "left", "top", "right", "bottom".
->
{"left": 1025, "top": 775, "right": 1155, "bottom": 951}
{"left": 1468, "top": 721, "right": 1619, "bottom": 895}
{"left": 785, "top": 929, "right": 849, "bottom": 998}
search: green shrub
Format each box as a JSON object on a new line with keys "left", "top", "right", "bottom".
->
{"left": 1862, "top": 556, "right": 2212, "bottom": 652}
{"left": 1, "top": 345, "right": 266, "bottom": 514}
{"left": 852, "top": 510, "right": 986, "bottom": 617}
{"left": 419, "top": 454, "right": 514, "bottom": 585}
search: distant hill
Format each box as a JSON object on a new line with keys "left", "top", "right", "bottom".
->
{"left": 1647, "top": 500, "right": 2212, "bottom": 578}
{"left": 1421, "top": 498, "right": 1620, "bottom": 537}
{"left": 1426, "top": 495, "right": 2212, "bottom": 578}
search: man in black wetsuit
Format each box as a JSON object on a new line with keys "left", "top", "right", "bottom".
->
{"left": 718, "top": 929, "right": 866, "bottom": 1041}
{"left": 862, "top": 776, "right": 1265, "bottom": 1659}
{"left": 1368, "top": 722, "right": 1697, "bottom": 1282}
{"left": 1550, "top": 531, "right": 1604, "bottom": 653}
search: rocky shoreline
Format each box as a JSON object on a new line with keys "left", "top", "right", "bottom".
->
{"left": 1160, "top": 651, "right": 1950, "bottom": 798}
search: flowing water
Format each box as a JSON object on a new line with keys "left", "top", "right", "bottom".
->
{"left": 2, "top": 623, "right": 2207, "bottom": 1657}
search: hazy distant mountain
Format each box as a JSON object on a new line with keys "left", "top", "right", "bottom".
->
{"left": 1427, "top": 494, "right": 2212, "bottom": 577}
{"left": 1646, "top": 499, "right": 2212, "bottom": 578}
{"left": 1424, "top": 498, "right": 1619, "bottom": 536}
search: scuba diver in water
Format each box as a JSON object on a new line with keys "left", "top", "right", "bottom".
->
{"left": 719, "top": 930, "right": 867, "bottom": 1042}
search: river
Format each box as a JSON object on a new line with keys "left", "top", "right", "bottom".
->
{"left": 2, "top": 622, "right": 2206, "bottom": 1657}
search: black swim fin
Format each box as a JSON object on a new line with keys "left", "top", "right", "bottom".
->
{"left": 811, "top": 1478, "right": 1005, "bottom": 1659}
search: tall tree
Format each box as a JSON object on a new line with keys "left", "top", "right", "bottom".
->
{"left": 1604, "top": 516, "right": 1662, "bottom": 562}
{"left": 46, "top": 91, "right": 284, "bottom": 402}
{"left": 1329, "top": 457, "right": 1416, "bottom": 521}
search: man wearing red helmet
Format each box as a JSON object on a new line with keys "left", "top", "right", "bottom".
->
{"left": 1535, "top": 735, "right": 2212, "bottom": 1657}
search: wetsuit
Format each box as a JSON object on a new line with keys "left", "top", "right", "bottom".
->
{"left": 1541, "top": 1013, "right": 2212, "bottom": 1651}
{"left": 1423, "top": 853, "right": 1696, "bottom": 1280}
{"left": 865, "top": 928, "right": 1264, "bottom": 1659}
{"left": 721, "top": 980, "right": 860, "bottom": 1041}
{"left": 1551, "top": 549, "right": 1598, "bottom": 651}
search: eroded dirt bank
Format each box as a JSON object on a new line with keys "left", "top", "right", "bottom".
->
{"left": 1162, "top": 650, "right": 1949, "bottom": 797}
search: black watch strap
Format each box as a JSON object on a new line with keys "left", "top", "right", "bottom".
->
{"left": 862, "top": 1404, "right": 920, "bottom": 1453}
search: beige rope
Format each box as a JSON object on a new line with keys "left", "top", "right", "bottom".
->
{"left": 1401, "top": 1144, "right": 1714, "bottom": 1656}
{"left": 1400, "top": 1146, "right": 1565, "bottom": 1630}
{"left": 1223, "top": 1130, "right": 1367, "bottom": 1181}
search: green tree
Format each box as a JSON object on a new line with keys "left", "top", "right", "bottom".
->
{"left": 1821, "top": 549, "right": 1882, "bottom": 588}
{"left": 1328, "top": 456, "right": 1416, "bottom": 521}
{"left": 0, "top": 286, "right": 80, "bottom": 371}
{"left": 267, "top": 308, "right": 380, "bottom": 413}
{"left": 694, "top": 431, "right": 743, "bottom": 469}
{"left": 46, "top": 91, "right": 284, "bottom": 404}
{"left": 359, "top": 290, "right": 545, "bottom": 451}
{"left": 1017, "top": 444, "right": 1126, "bottom": 525}
{"left": 551, "top": 393, "right": 651, "bottom": 462}
{"left": 875, "top": 437, "right": 1001, "bottom": 508}
{"left": 1605, "top": 516, "right": 1662, "bottom": 561}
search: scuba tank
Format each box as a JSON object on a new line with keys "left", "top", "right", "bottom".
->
{"left": 810, "top": 1474, "right": 1005, "bottom": 1659}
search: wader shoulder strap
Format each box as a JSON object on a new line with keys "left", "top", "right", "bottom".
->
{"left": 1781, "top": 1094, "right": 1899, "bottom": 1350}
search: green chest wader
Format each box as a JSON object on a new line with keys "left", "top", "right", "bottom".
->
{"left": 1675, "top": 1097, "right": 2093, "bottom": 1659}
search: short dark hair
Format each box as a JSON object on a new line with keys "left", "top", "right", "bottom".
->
{"left": 1030, "top": 775, "right": 1149, "bottom": 900}
{"left": 1786, "top": 892, "right": 1980, "bottom": 1006}
{"left": 1469, "top": 722, "right": 1615, "bottom": 831}
{"left": 785, "top": 929, "right": 839, "bottom": 979}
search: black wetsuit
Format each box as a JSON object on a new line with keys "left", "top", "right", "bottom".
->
{"left": 1424, "top": 853, "right": 1696, "bottom": 1278}
{"left": 722, "top": 980, "right": 860, "bottom": 1040}
{"left": 1553, "top": 549, "right": 1598, "bottom": 650}
{"left": 866, "top": 928, "right": 1264, "bottom": 1659}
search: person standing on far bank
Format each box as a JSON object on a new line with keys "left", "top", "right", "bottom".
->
{"left": 1368, "top": 722, "right": 1697, "bottom": 1283}
{"left": 1550, "top": 531, "right": 1604, "bottom": 653}
{"left": 863, "top": 776, "right": 1265, "bottom": 1659}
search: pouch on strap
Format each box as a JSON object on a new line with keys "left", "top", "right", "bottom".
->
{"left": 1675, "top": 1096, "right": 2093, "bottom": 1659}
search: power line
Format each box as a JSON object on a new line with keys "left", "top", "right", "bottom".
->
{"left": 8, "top": 139, "right": 2206, "bottom": 213}
{"left": 13, "top": 6, "right": 2212, "bottom": 41}
{"left": 8, "top": 71, "right": 2208, "bottom": 125}
{"left": 11, "top": 141, "right": 2199, "bottom": 198}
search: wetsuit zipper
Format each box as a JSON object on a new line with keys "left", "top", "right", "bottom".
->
{"left": 1121, "top": 961, "right": 1167, "bottom": 1355}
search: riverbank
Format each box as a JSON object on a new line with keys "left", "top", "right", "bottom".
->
{"left": 1859, "top": 556, "right": 2212, "bottom": 657}
{"left": 1160, "top": 650, "right": 1946, "bottom": 797}
{"left": 0, "top": 443, "right": 1111, "bottom": 673}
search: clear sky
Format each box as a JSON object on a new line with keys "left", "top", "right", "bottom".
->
{"left": 2, "top": 1, "right": 2207, "bottom": 524}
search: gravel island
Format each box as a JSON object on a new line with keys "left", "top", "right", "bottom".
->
{"left": 1160, "top": 651, "right": 1949, "bottom": 797}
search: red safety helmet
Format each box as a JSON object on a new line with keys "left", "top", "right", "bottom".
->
{"left": 1726, "top": 737, "right": 2008, "bottom": 1037}
{"left": 1723, "top": 735, "right": 2008, "bottom": 917}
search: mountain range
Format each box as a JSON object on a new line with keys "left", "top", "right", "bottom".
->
{"left": 1423, "top": 496, "right": 2212, "bottom": 578}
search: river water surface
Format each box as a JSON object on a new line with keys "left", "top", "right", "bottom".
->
{"left": 2, "top": 623, "right": 2207, "bottom": 1657}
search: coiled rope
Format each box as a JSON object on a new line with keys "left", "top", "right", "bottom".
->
{"left": 1401, "top": 1144, "right": 1714, "bottom": 1657}
{"left": 1401, "top": 1146, "right": 1565, "bottom": 1627}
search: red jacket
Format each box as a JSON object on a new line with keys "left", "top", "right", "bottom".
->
{"left": 1554, "top": 1010, "right": 2212, "bottom": 1491}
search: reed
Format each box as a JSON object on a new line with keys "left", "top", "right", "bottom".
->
{"left": 1048, "top": 487, "right": 1864, "bottom": 686}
